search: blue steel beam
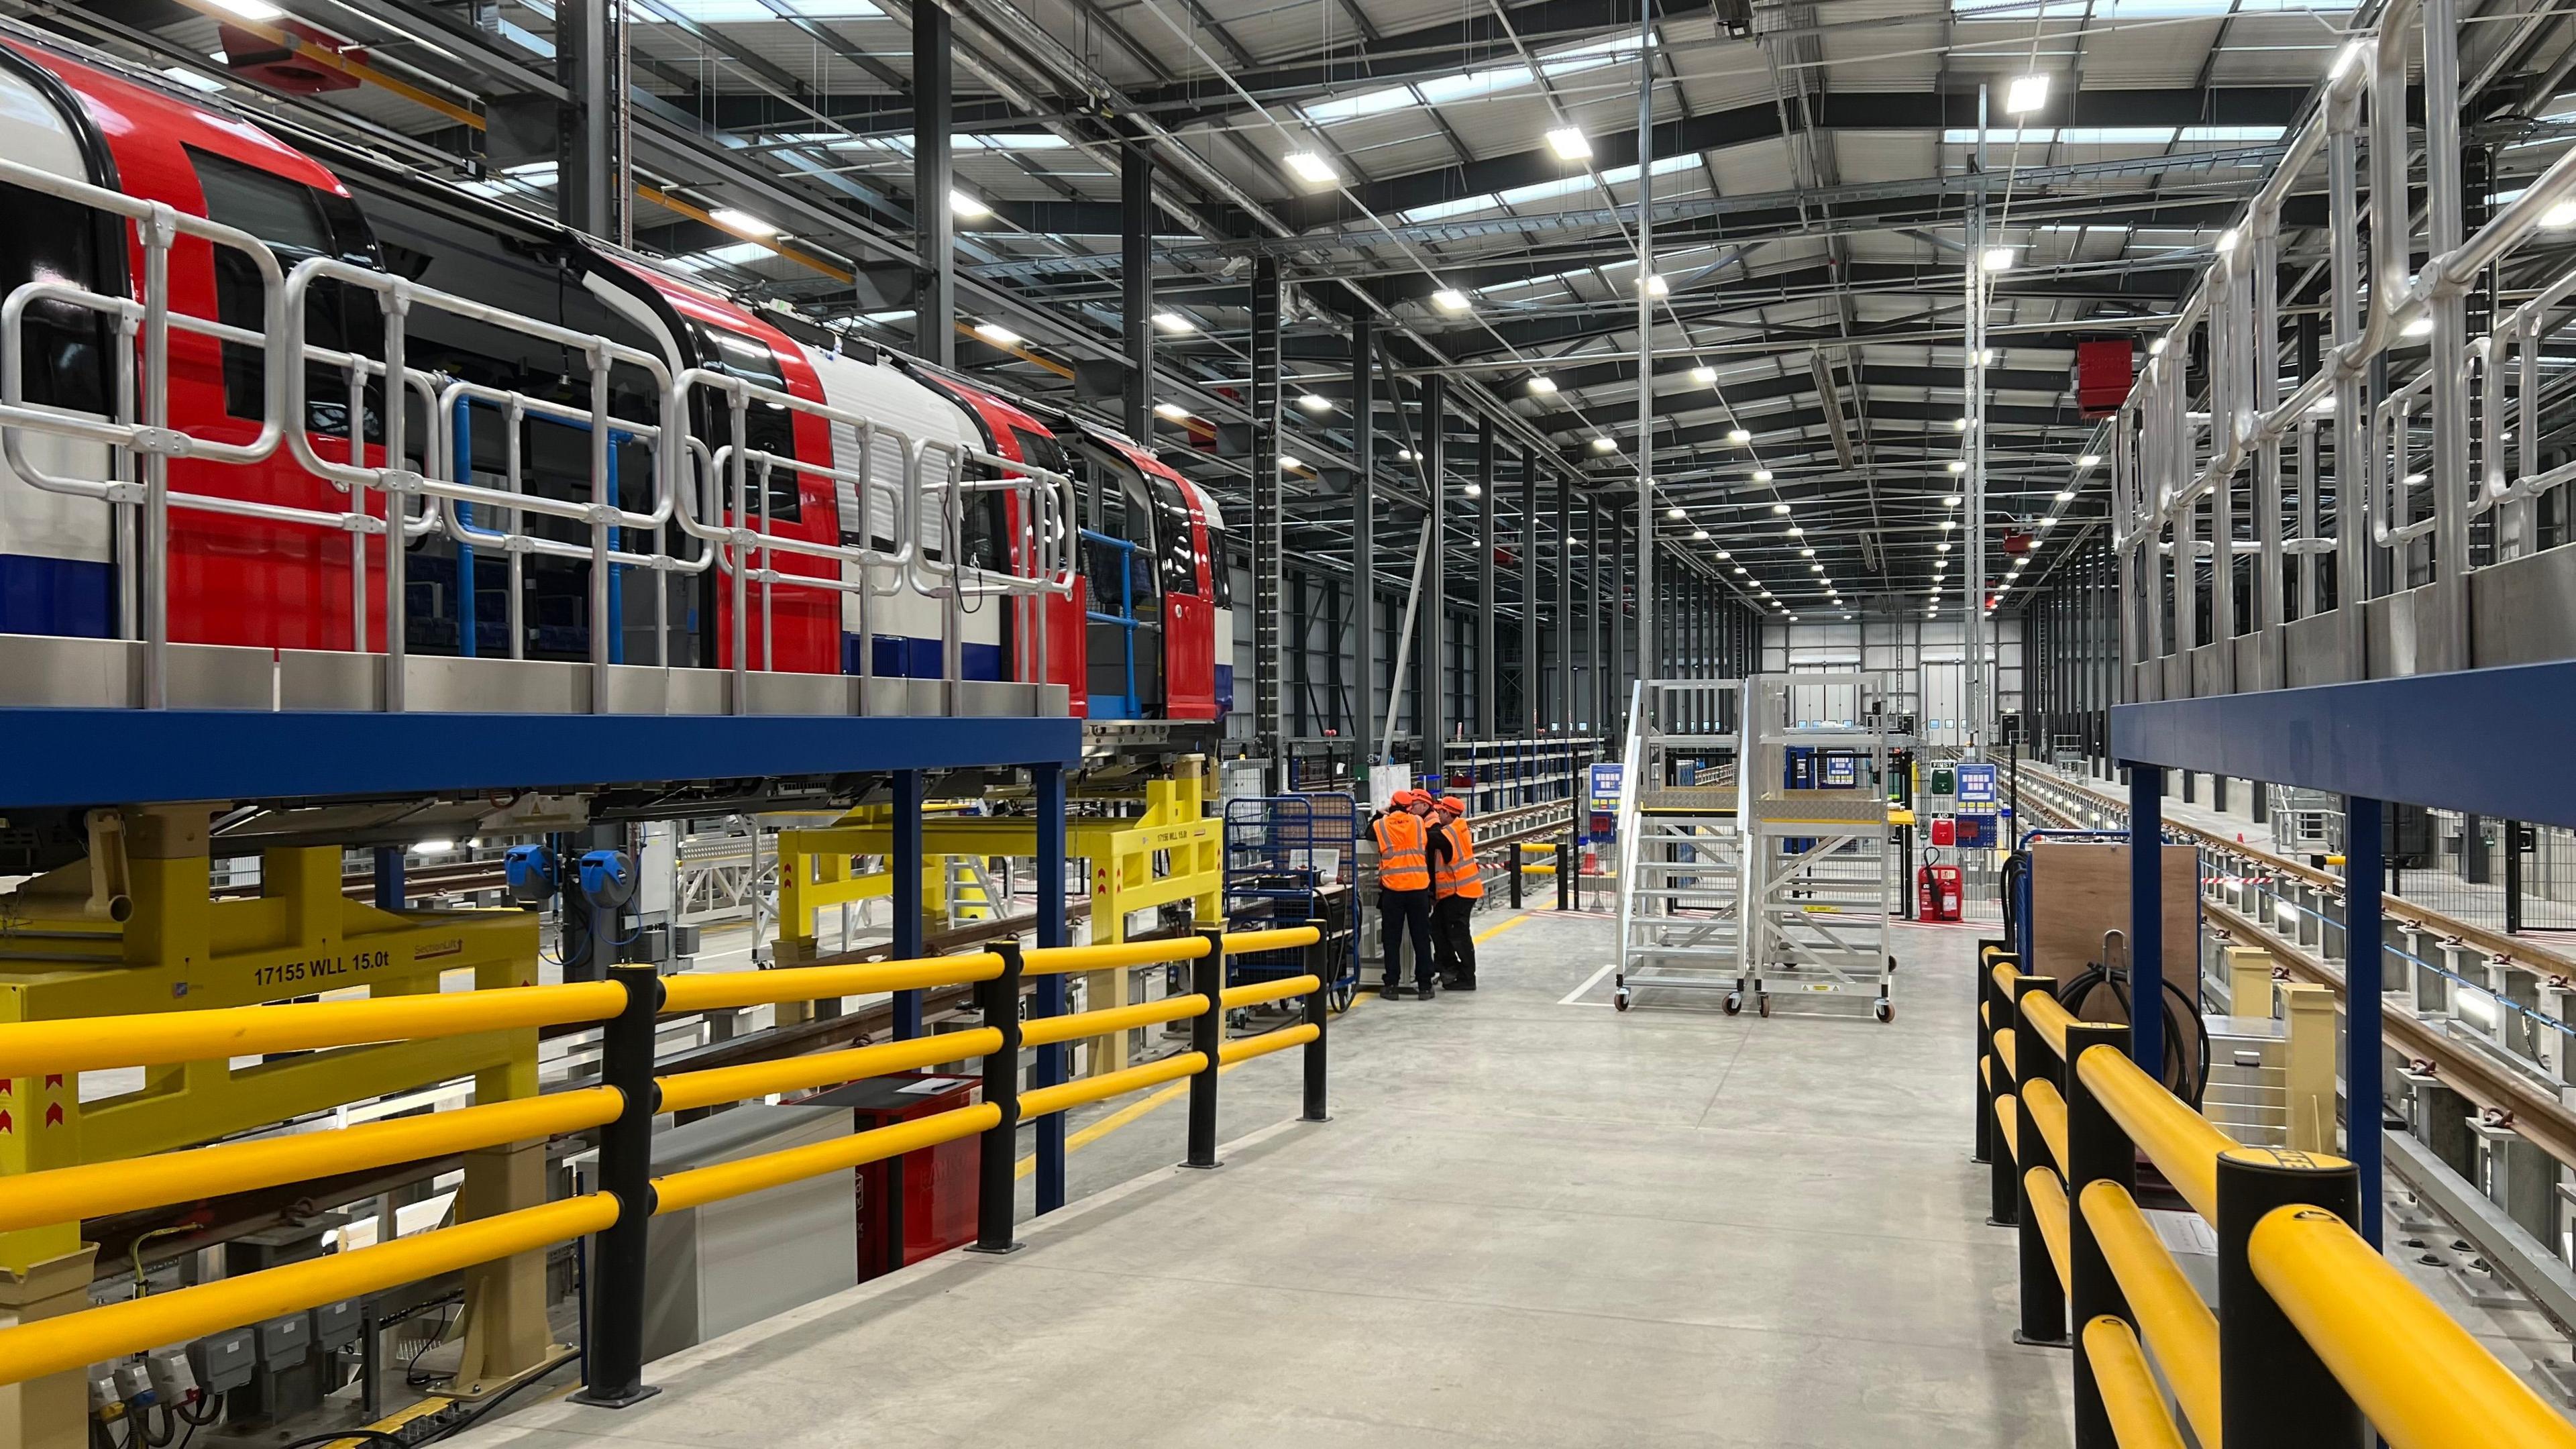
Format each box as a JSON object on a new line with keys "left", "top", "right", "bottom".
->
{"left": 2108, "top": 661, "right": 2576, "bottom": 830}
{"left": 0, "top": 710, "right": 1081, "bottom": 809}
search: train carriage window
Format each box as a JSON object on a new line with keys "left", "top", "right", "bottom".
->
{"left": 1145, "top": 476, "right": 1197, "bottom": 597}
{"left": 0, "top": 182, "right": 113, "bottom": 415}
{"left": 687, "top": 320, "right": 800, "bottom": 522}
{"left": 187, "top": 148, "right": 380, "bottom": 431}
{"left": 1207, "top": 522, "right": 1231, "bottom": 607}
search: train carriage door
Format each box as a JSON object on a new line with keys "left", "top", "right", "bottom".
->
{"left": 1081, "top": 455, "right": 1162, "bottom": 718}
{"left": 1144, "top": 471, "right": 1214, "bottom": 720}
{"left": 0, "top": 54, "right": 119, "bottom": 637}
{"left": 1003, "top": 423, "right": 1085, "bottom": 712}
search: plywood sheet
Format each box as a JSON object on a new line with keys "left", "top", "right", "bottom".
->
{"left": 2025, "top": 841, "right": 2200, "bottom": 1000}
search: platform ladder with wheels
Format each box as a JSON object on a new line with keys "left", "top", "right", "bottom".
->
{"left": 1612, "top": 679, "right": 1748, "bottom": 1012}
{"left": 1736, "top": 672, "right": 1898, "bottom": 1022}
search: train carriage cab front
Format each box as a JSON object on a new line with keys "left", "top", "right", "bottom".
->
{"left": 1050, "top": 422, "right": 1224, "bottom": 723}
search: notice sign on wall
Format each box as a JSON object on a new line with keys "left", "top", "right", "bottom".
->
{"left": 1589, "top": 763, "right": 1625, "bottom": 812}
{"left": 1955, "top": 762, "right": 1998, "bottom": 806}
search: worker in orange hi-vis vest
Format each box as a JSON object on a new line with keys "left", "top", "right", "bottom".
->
{"left": 1430, "top": 795, "right": 1483, "bottom": 991}
{"left": 1368, "top": 790, "right": 1439, "bottom": 999}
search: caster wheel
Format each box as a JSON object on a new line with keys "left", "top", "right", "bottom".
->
{"left": 1613, "top": 988, "right": 1632, "bottom": 1012}
{"left": 1886, "top": 955, "right": 1898, "bottom": 975}
{"left": 1757, "top": 994, "right": 1773, "bottom": 1018}
{"left": 1875, "top": 1000, "right": 1896, "bottom": 1024}
{"left": 1723, "top": 991, "right": 1743, "bottom": 1016}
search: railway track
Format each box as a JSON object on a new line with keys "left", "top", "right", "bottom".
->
{"left": 2010, "top": 766, "right": 2576, "bottom": 1174}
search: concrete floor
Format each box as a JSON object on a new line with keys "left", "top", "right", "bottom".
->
{"left": 462, "top": 908, "right": 2076, "bottom": 1448}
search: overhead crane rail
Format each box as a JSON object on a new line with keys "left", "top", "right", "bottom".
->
{"left": 1974, "top": 947, "right": 2576, "bottom": 1449}
{"left": 0, "top": 925, "right": 1325, "bottom": 1399}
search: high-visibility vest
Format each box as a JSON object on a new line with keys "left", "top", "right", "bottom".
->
{"left": 1373, "top": 812, "right": 1430, "bottom": 891}
{"left": 1435, "top": 818, "right": 1483, "bottom": 899}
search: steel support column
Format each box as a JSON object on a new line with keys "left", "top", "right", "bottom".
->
{"left": 1250, "top": 256, "right": 1285, "bottom": 771}
{"left": 1121, "top": 142, "right": 1155, "bottom": 441}
{"left": 1519, "top": 445, "right": 1538, "bottom": 735}
{"left": 1421, "top": 374, "right": 1447, "bottom": 758}
{"left": 912, "top": 2, "right": 955, "bottom": 367}
{"left": 557, "top": 0, "right": 613, "bottom": 237}
{"left": 1351, "top": 317, "right": 1377, "bottom": 765}
{"left": 1477, "top": 416, "right": 1497, "bottom": 739}
{"left": 1557, "top": 482, "right": 1574, "bottom": 730}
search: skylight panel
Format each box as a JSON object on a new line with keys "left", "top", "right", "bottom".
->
{"left": 646, "top": 0, "right": 883, "bottom": 19}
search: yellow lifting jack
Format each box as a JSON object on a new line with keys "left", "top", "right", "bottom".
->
{"left": 0, "top": 808, "right": 559, "bottom": 1449}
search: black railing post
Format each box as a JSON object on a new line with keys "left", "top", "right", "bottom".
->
{"left": 1184, "top": 928, "right": 1225, "bottom": 1169}
{"left": 1301, "top": 919, "right": 1330, "bottom": 1123}
{"left": 2217, "top": 1147, "right": 2361, "bottom": 1449}
{"left": 1986, "top": 961, "right": 2018, "bottom": 1227}
{"left": 1555, "top": 839, "right": 1571, "bottom": 911}
{"left": 969, "top": 941, "right": 1025, "bottom": 1254}
{"left": 572, "top": 962, "right": 663, "bottom": 1408}
{"left": 2063, "top": 1020, "right": 2134, "bottom": 1449}
{"left": 2011, "top": 973, "right": 2068, "bottom": 1348}
{"left": 1509, "top": 846, "right": 1524, "bottom": 908}
{"left": 1974, "top": 942, "right": 2004, "bottom": 1166}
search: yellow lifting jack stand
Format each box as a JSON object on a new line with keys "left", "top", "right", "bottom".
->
{"left": 772, "top": 765, "right": 1222, "bottom": 1073}
{"left": 0, "top": 809, "right": 557, "bottom": 1449}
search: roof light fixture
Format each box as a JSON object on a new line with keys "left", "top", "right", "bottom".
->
{"left": 710, "top": 207, "right": 780, "bottom": 236}
{"left": 1727, "top": 427, "right": 1752, "bottom": 445}
{"left": 2077, "top": 453, "right": 2102, "bottom": 468}
{"left": 1297, "top": 393, "right": 1333, "bottom": 413}
{"left": 1690, "top": 365, "right": 1719, "bottom": 385}
{"left": 1546, "top": 126, "right": 1593, "bottom": 161}
{"left": 1981, "top": 246, "right": 2017, "bottom": 272}
{"left": 949, "top": 189, "right": 993, "bottom": 219}
{"left": 1947, "top": 460, "right": 1967, "bottom": 474}
{"left": 1771, "top": 502, "right": 1791, "bottom": 516}
{"left": 1752, "top": 468, "right": 1773, "bottom": 483}
{"left": 1153, "top": 401, "right": 1190, "bottom": 421}
{"left": 1939, "top": 519, "right": 1957, "bottom": 531}
{"left": 1667, "top": 506, "right": 1686, "bottom": 520}
{"left": 1591, "top": 437, "right": 1618, "bottom": 453}
{"left": 2005, "top": 73, "right": 2051, "bottom": 115}
{"left": 1527, "top": 374, "right": 1558, "bottom": 395}
{"left": 2055, "top": 489, "right": 2076, "bottom": 502}
{"left": 2402, "top": 315, "right": 2434, "bottom": 338}
{"left": 1281, "top": 454, "right": 1306, "bottom": 470}
{"left": 1152, "top": 311, "right": 1196, "bottom": 333}
{"left": 1942, "top": 494, "right": 1962, "bottom": 507}
{"left": 973, "top": 321, "right": 1023, "bottom": 346}
{"left": 1641, "top": 273, "right": 1668, "bottom": 297}
{"left": 2037, "top": 515, "right": 2058, "bottom": 529}
{"left": 1285, "top": 151, "right": 1342, "bottom": 186}
{"left": 1431, "top": 288, "right": 1473, "bottom": 314}
{"left": 1691, "top": 529, "right": 1709, "bottom": 540}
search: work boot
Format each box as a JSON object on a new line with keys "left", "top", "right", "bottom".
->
{"left": 1379, "top": 979, "right": 1405, "bottom": 999}
{"left": 1450, "top": 975, "right": 1478, "bottom": 992}
{"left": 1416, "top": 979, "right": 1438, "bottom": 1000}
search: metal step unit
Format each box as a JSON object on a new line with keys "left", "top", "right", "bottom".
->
{"left": 1612, "top": 679, "right": 1748, "bottom": 1011}
{"left": 1609, "top": 675, "right": 1899, "bottom": 1021}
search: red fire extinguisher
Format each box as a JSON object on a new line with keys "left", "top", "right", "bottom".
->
{"left": 1916, "top": 861, "right": 1964, "bottom": 922}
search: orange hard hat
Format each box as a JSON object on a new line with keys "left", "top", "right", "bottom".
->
{"left": 1433, "top": 796, "right": 1466, "bottom": 814}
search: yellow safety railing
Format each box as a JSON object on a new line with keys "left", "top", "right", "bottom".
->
{"left": 0, "top": 922, "right": 1332, "bottom": 1407}
{"left": 1974, "top": 943, "right": 2576, "bottom": 1449}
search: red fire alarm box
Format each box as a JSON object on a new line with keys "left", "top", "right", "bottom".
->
{"left": 2076, "top": 339, "right": 2133, "bottom": 417}
{"left": 1930, "top": 816, "right": 1957, "bottom": 847}
{"left": 797, "top": 1072, "right": 982, "bottom": 1280}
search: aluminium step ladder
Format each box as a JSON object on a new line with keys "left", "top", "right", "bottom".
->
{"left": 1613, "top": 680, "right": 1749, "bottom": 1011}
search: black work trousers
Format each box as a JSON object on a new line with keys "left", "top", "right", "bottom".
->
{"left": 1432, "top": 894, "right": 1479, "bottom": 984}
{"left": 1379, "top": 888, "right": 1436, "bottom": 989}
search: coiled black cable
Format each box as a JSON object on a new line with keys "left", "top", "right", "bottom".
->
{"left": 2055, "top": 959, "right": 2211, "bottom": 1108}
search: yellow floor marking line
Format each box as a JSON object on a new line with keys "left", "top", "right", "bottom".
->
{"left": 1010, "top": 911, "right": 1534, "bottom": 1177}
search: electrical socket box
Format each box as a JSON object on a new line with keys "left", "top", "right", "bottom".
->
{"left": 188, "top": 1329, "right": 257, "bottom": 1396}
{"left": 111, "top": 1361, "right": 155, "bottom": 1407}
{"left": 309, "top": 1300, "right": 360, "bottom": 1354}
{"left": 144, "top": 1348, "right": 197, "bottom": 1405}
{"left": 88, "top": 1373, "right": 122, "bottom": 1421}
{"left": 253, "top": 1313, "right": 309, "bottom": 1370}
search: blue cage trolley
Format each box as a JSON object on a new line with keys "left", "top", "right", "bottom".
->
{"left": 1223, "top": 794, "right": 1362, "bottom": 1013}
